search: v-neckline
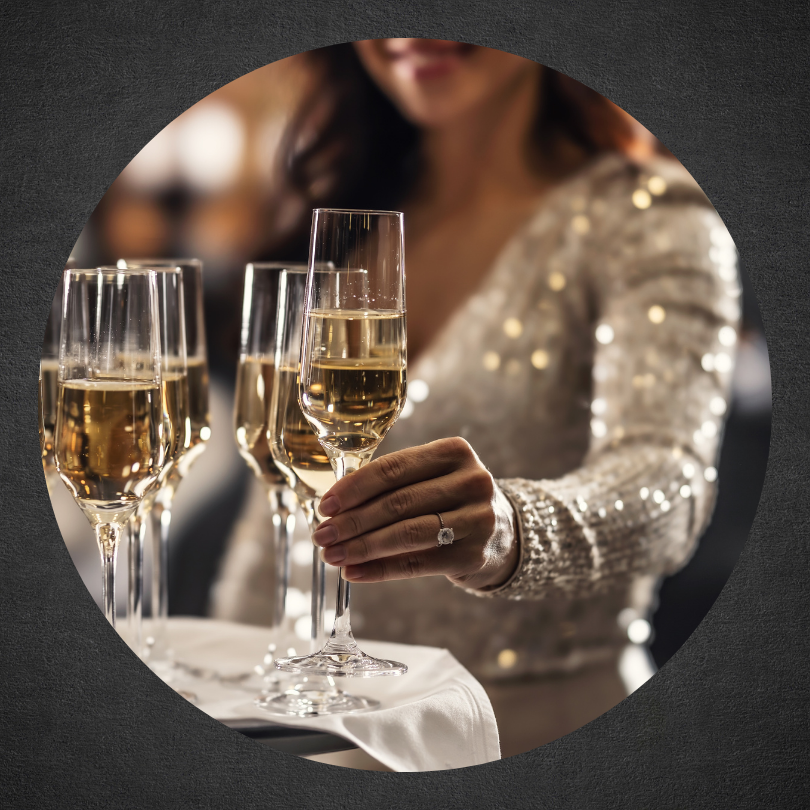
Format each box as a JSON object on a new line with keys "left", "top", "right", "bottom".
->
{"left": 406, "top": 152, "right": 625, "bottom": 375}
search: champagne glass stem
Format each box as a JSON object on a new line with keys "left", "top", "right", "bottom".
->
{"left": 127, "top": 514, "right": 145, "bottom": 654}
{"left": 312, "top": 553, "right": 326, "bottom": 654}
{"left": 325, "top": 456, "right": 368, "bottom": 651}
{"left": 95, "top": 523, "right": 121, "bottom": 626}
{"left": 302, "top": 502, "right": 326, "bottom": 653}
{"left": 150, "top": 499, "right": 171, "bottom": 655}
{"left": 267, "top": 486, "right": 296, "bottom": 629}
{"left": 332, "top": 572, "right": 352, "bottom": 645}
{"left": 294, "top": 496, "right": 327, "bottom": 653}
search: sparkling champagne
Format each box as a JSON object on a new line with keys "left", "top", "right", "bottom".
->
{"left": 234, "top": 355, "right": 285, "bottom": 485}
{"left": 55, "top": 379, "right": 162, "bottom": 524}
{"left": 185, "top": 356, "right": 210, "bottom": 444}
{"left": 171, "top": 357, "right": 209, "bottom": 479}
{"left": 160, "top": 371, "right": 191, "bottom": 470}
{"left": 300, "top": 310, "right": 407, "bottom": 456}
{"left": 273, "top": 366, "right": 334, "bottom": 499}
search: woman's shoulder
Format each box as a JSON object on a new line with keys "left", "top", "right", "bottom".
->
{"left": 578, "top": 151, "right": 713, "bottom": 208}
{"left": 520, "top": 152, "right": 714, "bottom": 241}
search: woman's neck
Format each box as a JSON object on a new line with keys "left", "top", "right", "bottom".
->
{"left": 412, "top": 65, "right": 549, "bottom": 216}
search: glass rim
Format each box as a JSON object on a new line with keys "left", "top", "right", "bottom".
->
{"left": 66, "top": 266, "right": 157, "bottom": 278}
{"left": 247, "top": 262, "right": 308, "bottom": 272}
{"left": 105, "top": 263, "right": 180, "bottom": 275}
{"left": 247, "top": 262, "right": 365, "bottom": 275}
{"left": 313, "top": 208, "right": 403, "bottom": 217}
{"left": 118, "top": 257, "right": 202, "bottom": 269}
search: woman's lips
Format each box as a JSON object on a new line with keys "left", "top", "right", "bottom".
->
{"left": 384, "top": 40, "right": 474, "bottom": 81}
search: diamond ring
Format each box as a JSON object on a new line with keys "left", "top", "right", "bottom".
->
{"left": 436, "top": 513, "right": 455, "bottom": 546}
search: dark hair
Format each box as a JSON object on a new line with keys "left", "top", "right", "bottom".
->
{"left": 261, "top": 42, "right": 643, "bottom": 260}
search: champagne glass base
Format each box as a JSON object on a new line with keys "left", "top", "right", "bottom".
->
{"left": 275, "top": 650, "right": 407, "bottom": 678}
{"left": 255, "top": 686, "right": 379, "bottom": 717}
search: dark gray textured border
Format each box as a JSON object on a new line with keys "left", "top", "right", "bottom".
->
{"left": 2, "top": 1, "right": 808, "bottom": 807}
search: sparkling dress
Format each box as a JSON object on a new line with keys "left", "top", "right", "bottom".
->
{"left": 212, "top": 152, "right": 739, "bottom": 756}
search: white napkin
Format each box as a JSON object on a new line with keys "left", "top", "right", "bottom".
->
{"left": 159, "top": 617, "right": 500, "bottom": 772}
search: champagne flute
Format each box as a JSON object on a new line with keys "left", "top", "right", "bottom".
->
{"left": 39, "top": 264, "right": 69, "bottom": 494}
{"left": 232, "top": 263, "right": 299, "bottom": 686}
{"left": 124, "top": 266, "right": 190, "bottom": 661}
{"left": 118, "top": 259, "right": 211, "bottom": 664}
{"left": 54, "top": 267, "right": 165, "bottom": 627}
{"left": 276, "top": 209, "right": 408, "bottom": 678}
{"left": 259, "top": 265, "right": 378, "bottom": 714}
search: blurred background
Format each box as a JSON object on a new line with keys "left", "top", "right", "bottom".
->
{"left": 51, "top": 51, "right": 772, "bottom": 668}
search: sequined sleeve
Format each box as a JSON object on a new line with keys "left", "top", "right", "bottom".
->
{"left": 480, "top": 165, "right": 741, "bottom": 600}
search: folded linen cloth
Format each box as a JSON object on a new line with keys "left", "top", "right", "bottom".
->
{"left": 157, "top": 617, "right": 500, "bottom": 772}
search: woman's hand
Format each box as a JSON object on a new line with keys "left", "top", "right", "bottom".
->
{"left": 312, "top": 437, "right": 520, "bottom": 592}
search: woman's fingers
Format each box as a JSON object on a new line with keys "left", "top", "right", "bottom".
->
{"left": 341, "top": 512, "right": 489, "bottom": 582}
{"left": 320, "top": 508, "right": 470, "bottom": 566}
{"left": 343, "top": 548, "right": 451, "bottom": 583}
{"left": 313, "top": 467, "right": 486, "bottom": 545}
{"left": 318, "top": 437, "right": 476, "bottom": 517}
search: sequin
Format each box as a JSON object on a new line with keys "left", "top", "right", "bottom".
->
{"left": 701, "top": 420, "right": 718, "bottom": 438}
{"left": 718, "top": 326, "right": 737, "bottom": 346}
{"left": 648, "top": 305, "right": 666, "bottom": 324}
{"left": 572, "top": 214, "right": 591, "bottom": 234}
{"left": 503, "top": 317, "right": 523, "bottom": 338}
{"left": 647, "top": 176, "right": 667, "bottom": 195}
{"left": 627, "top": 618, "right": 652, "bottom": 643}
{"left": 714, "top": 352, "right": 733, "bottom": 373}
{"left": 531, "top": 349, "right": 549, "bottom": 369}
{"left": 482, "top": 351, "right": 500, "bottom": 371}
{"left": 595, "top": 324, "right": 614, "bottom": 344}
{"left": 632, "top": 189, "right": 652, "bottom": 209}
{"left": 548, "top": 271, "right": 567, "bottom": 291}
{"left": 719, "top": 265, "right": 738, "bottom": 282}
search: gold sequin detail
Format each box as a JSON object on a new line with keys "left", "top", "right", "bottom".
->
{"left": 648, "top": 305, "right": 666, "bottom": 324}
{"left": 648, "top": 176, "right": 667, "bottom": 195}
{"left": 482, "top": 351, "right": 500, "bottom": 371}
{"left": 632, "top": 189, "right": 652, "bottom": 209}
{"left": 531, "top": 349, "right": 549, "bottom": 369}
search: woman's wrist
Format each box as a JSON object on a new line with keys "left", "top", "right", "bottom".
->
{"left": 450, "top": 483, "right": 524, "bottom": 593}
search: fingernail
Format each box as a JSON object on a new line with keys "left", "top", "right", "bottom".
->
{"left": 323, "top": 545, "right": 346, "bottom": 565}
{"left": 312, "top": 525, "right": 338, "bottom": 547}
{"left": 319, "top": 495, "right": 340, "bottom": 517}
{"left": 342, "top": 566, "right": 364, "bottom": 581}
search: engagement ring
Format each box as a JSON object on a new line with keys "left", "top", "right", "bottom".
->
{"left": 436, "top": 513, "right": 455, "bottom": 546}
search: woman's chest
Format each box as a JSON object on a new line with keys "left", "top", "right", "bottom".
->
{"left": 385, "top": 225, "right": 597, "bottom": 480}
{"left": 404, "top": 199, "right": 549, "bottom": 361}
